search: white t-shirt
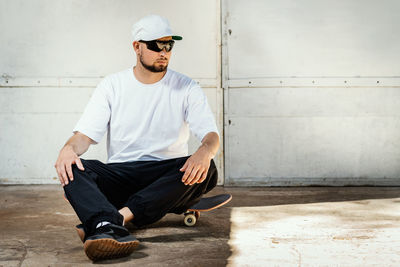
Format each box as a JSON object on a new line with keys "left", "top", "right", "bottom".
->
{"left": 73, "top": 67, "right": 219, "bottom": 163}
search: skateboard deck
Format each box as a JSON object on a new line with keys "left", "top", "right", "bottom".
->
{"left": 183, "top": 193, "right": 232, "bottom": 226}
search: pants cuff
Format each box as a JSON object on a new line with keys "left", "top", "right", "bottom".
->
{"left": 126, "top": 201, "right": 146, "bottom": 227}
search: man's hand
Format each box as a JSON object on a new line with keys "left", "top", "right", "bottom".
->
{"left": 54, "top": 132, "right": 93, "bottom": 186}
{"left": 54, "top": 145, "right": 84, "bottom": 186}
{"left": 180, "top": 146, "right": 213, "bottom": 186}
{"left": 180, "top": 132, "right": 220, "bottom": 186}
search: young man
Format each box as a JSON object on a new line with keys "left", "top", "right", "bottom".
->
{"left": 54, "top": 15, "right": 220, "bottom": 261}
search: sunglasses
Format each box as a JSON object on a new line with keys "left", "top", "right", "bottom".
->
{"left": 139, "top": 40, "right": 175, "bottom": 52}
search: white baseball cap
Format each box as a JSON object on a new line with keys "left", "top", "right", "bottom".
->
{"left": 131, "top": 15, "right": 183, "bottom": 41}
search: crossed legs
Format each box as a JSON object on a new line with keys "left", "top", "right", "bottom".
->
{"left": 64, "top": 156, "right": 218, "bottom": 235}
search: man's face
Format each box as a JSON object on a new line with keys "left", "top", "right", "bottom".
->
{"left": 134, "top": 36, "right": 172, "bottom": 73}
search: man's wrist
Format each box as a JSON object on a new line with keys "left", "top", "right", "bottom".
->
{"left": 63, "top": 143, "right": 78, "bottom": 155}
{"left": 199, "top": 143, "right": 215, "bottom": 159}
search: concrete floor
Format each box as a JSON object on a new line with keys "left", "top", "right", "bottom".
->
{"left": 0, "top": 185, "right": 399, "bottom": 266}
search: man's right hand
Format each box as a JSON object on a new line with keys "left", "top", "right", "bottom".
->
{"left": 54, "top": 145, "right": 85, "bottom": 187}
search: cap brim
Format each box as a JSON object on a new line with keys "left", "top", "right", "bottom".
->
{"left": 172, "top": 35, "right": 183, "bottom": 40}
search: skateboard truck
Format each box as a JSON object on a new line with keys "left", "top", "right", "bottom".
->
{"left": 182, "top": 194, "right": 232, "bottom": 227}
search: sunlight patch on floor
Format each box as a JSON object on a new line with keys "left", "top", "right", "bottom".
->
{"left": 227, "top": 198, "right": 400, "bottom": 266}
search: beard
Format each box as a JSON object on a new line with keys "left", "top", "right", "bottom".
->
{"left": 140, "top": 54, "right": 168, "bottom": 73}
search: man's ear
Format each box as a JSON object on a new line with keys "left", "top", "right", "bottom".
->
{"left": 132, "top": 41, "right": 140, "bottom": 53}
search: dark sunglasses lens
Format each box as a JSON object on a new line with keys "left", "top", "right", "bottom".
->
{"left": 141, "top": 40, "right": 175, "bottom": 52}
{"left": 156, "top": 41, "right": 174, "bottom": 52}
{"left": 146, "top": 41, "right": 162, "bottom": 52}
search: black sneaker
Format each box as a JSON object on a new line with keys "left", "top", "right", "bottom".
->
{"left": 83, "top": 223, "right": 139, "bottom": 261}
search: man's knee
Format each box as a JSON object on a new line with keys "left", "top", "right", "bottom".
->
{"left": 205, "top": 159, "right": 218, "bottom": 190}
{"left": 70, "top": 160, "right": 86, "bottom": 179}
{"left": 71, "top": 159, "right": 100, "bottom": 174}
{"left": 69, "top": 159, "right": 98, "bottom": 183}
{"left": 209, "top": 159, "right": 217, "bottom": 177}
{"left": 65, "top": 160, "right": 98, "bottom": 193}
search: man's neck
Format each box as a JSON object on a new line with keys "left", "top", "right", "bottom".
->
{"left": 133, "top": 64, "right": 167, "bottom": 84}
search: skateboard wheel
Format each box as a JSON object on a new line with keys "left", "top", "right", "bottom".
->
{"left": 184, "top": 214, "right": 197, "bottom": 227}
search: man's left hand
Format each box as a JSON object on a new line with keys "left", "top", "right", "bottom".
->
{"left": 180, "top": 146, "right": 213, "bottom": 186}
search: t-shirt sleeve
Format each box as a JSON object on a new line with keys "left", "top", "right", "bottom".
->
{"left": 73, "top": 78, "right": 112, "bottom": 143}
{"left": 184, "top": 82, "right": 219, "bottom": 141}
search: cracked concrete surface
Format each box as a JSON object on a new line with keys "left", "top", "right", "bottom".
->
{"left": 0, "top": 185, "right": 399, "bottom": 266}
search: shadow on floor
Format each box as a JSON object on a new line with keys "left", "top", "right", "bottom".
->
{"left": 225, "top": 186, "right": 400, "bottom": 208}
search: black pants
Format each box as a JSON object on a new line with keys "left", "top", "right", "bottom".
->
{"left": 63, "top": 156, "right": 218, "bottom": 235}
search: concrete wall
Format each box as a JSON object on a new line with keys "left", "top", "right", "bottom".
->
{"left": 2, "top": 0, "right": 400, "bottom": 186}
{"left": 0, "top": 0, "right": 223, "bottom": 184}
{"left": 222, "top": 0, "right": 400, "bottom": 185}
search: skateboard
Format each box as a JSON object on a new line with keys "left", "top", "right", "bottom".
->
{"left": 182, "top": 193, "right": 232, "bottom": 227}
